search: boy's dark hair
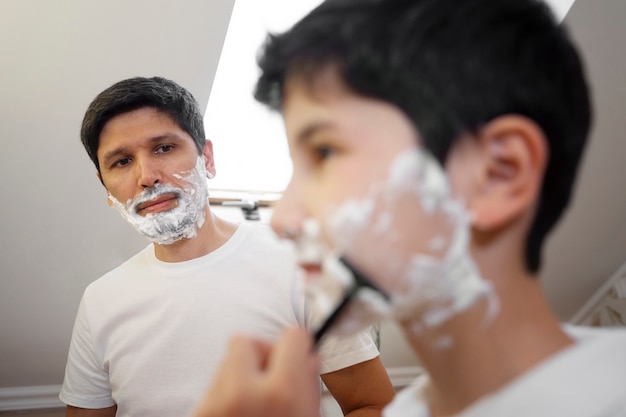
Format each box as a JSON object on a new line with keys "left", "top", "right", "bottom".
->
{"left": 254, "top": 0, "right": 592, "bottom": 273}
{"left": 81, "top": 76, "right": 206, "bottom": 174}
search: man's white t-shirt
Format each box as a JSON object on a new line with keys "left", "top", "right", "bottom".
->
{"left": 60, "top": 222, "right": 379, "bottom": 417}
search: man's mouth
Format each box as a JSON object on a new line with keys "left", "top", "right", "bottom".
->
{"left": 135, "top": 193, "right": 178, "bottom": 215}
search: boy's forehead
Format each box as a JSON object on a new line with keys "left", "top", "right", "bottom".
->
{"left": 283, "top": 65, "right": 352, "bottom": 106}
{"left": 282, "top": 69, "right": 430, "bottom": 149}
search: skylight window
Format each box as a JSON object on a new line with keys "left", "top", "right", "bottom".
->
{"left": 204, "top": 0, "right": 323, "bottom": 195}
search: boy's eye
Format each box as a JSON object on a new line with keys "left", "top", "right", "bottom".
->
{"left": 313, "top": 145, "right": 334, "bottom": 161}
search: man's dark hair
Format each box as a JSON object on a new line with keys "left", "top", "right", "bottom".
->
{"left": 254, "top": 0, "right": 592, "bottom": 273}
{"left": 81, "top": 76, "right": 206, "bottom": 174}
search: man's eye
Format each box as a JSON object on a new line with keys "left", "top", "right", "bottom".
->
{"left": 155, "top": 145, "right": 174, "bottom": 154}
{"left": 113, "top": 158, "right": 131, "bottom": 168}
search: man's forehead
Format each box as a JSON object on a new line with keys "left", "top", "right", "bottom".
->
{"left": 101, "top": 107, "right": 176, "bottom": 131}
{"left": 96, "top": 109, "right": 191, "bottom": 159}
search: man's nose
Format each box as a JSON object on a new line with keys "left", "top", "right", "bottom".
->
{"left": 138, "top": 159, "right": 161, "bottom": 188}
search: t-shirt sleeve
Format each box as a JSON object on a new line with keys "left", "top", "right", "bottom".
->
{"left": 289, "top": 265, "right": 381, "bottom": 374}
{"left": 316, "top": 327, "right": 380, "bottom": 374}
{"left": 59, "top": 296, "right": 115, "bottom": 409}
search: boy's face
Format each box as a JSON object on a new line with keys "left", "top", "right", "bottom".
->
{"left": 272, "top": 71, "right": 493, "bottom": 331}
{"left": 274, "top": 74, "right": 419, "bottom": 244}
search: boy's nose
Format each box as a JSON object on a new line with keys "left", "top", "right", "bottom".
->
{"left": 271, "top": 186, "right": 306, "bottom": 241}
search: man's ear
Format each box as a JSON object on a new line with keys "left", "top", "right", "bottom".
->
{"left": 97, "top": 172, "right": 114, "bottom": 207}
{"left": 202, "top": 140, "right": 216, "bottom": 179}
{"left": 467, "top": 115, "right": 548, "bottom": 232}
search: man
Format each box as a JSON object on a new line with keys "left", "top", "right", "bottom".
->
{"left": 60, "top": 76, "right": 394, "bottom": 417}
{"left": 193, "top": 0, "right": 626, "bottom": 416}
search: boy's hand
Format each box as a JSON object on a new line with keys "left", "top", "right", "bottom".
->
{"left": 192, "top": 328, "right": 322, "bottom": 417}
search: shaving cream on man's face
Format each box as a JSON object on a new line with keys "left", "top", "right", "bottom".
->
{"left": 108, "top": 157, "right": 209, "bottom": 245}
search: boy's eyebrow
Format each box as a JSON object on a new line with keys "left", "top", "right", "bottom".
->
{"left": 100, "top": 134, "right": 186, "bottom": 166}
{"left": 296, "top": 121, "right": 334, "bottom": 144}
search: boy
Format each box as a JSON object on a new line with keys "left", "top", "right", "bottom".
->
{"left": 194, "top": 0, "right": 626, "bottom": 416}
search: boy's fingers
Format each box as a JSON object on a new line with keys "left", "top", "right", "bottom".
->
{"left": 222, "top": 335, "right": 272, "bottom": 375}
{"left": 268, "top": 328, "right": 318, "bottom": 373}
{"left": 193, "top": 330, "right": 320, "bottom": 417}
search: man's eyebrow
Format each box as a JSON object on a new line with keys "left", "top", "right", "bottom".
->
{"left": 100, "top": 134, "right": 187, "bottom": 166}
{"left": 147, "top": 133, "right": 187, "bottom": 145}
{"left": 101, "top": 147, "right": 127, "bottom": 166}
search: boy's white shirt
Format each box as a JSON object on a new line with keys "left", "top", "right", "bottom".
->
{"left": 384, "top": 325, "right": 626, "bottom": 417}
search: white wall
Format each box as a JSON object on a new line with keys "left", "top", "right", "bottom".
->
{"left": 0, "top": 0, "right": 236, "bottom": 388}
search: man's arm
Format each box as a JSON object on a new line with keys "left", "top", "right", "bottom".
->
{"left": 61, "top": 298, "right": 115, "bottom": 416}
{"left": 322, "top": 357, "right": 395, "bottom": 417}
{"left": 66, "top": 405, "right": 117, "bottom": 417}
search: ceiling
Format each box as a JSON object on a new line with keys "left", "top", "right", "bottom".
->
{"left": 0, "top": 0, "right": 624, "bottom": 389}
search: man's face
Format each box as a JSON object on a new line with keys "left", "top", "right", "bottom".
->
{"left": 272, "top": 71, "right": 494, "bottom": 335}
{"left": 96, "top": 107, "right": 215, "bottom": 244}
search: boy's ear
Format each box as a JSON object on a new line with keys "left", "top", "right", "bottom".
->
{"left": 467, "top": 115, "right": 548, "bottom": 232}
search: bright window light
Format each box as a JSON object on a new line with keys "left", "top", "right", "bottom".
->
{"left": 204, "top": 0, "right": 323, "bottom": 194}
{"left": 545, "top": 0, "right": 576, "bottom": 21}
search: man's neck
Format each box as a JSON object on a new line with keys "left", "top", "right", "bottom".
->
{"left": 400, "top": 270, "right": 574, "bottom": 417}
{"left": 152, "top": 208, "right": 238, "bottom": 263}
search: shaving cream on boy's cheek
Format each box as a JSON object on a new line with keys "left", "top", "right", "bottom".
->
{"left": 322, "top": 149, "right": 498, "bottom": 337}
{"left": 108, "top": 157, "right": 209, "bottom": 245}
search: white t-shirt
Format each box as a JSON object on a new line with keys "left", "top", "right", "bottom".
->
{"left": 384, "top": 325, "right": 626, "bottom": 417}
{"left": 60, "top": 222, "right": 378, "bottom": 417}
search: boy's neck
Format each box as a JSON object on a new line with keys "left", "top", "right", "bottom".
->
{"left": 152, "top": 207, "right": 238, "bottom": 263}
{"left": 400, "top": 268, "right": 574, "bottom": 417}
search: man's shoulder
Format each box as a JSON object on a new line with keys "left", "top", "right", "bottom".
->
{"left": 235, "top": 222, "right": 295, "bottom": 253}
{"left": 84, "top": 245, "right": 153, "bottom": 292}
